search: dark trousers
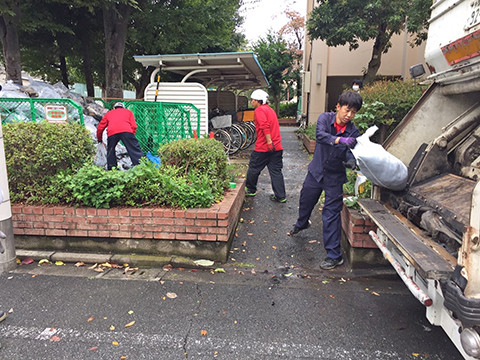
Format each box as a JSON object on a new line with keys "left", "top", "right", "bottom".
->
{"left": 296, "top": 172, "right": 344, "bottom": 259}
{"left": 246, "top": 150, "right": 286, "bottom": 199}
{"left": 107, "top": 132, "right": 144, "bottom": 170}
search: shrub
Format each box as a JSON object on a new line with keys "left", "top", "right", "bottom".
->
{"left": 158, "top": 138, "right": 228, "bottom": 200}
{"left": 278, "top": 102, "right": 297, "bottom": 118}
{"left": 4, "top": 121, "right": 95, "bottom": 203}
{"left": 354, "top": 80, "right": 426, "bottom": 142}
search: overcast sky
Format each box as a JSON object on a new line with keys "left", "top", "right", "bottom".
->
{"left": 239, "top": 0, "right": 307, "bottom": 45}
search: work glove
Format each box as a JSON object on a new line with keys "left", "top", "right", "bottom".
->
{"left": 338, "top": 137, "right": 357, "bottom": 149}
{"left": 267, "top": 142, "right": 275, "bottom": 152}
{"left": 343, "top": 158, "right": 357, "bottom": 169}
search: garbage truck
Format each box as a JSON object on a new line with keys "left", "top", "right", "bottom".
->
{"left": 357, "top": 0, "right": 480, "bottom": 358}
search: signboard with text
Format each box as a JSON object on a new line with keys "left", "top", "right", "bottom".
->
{"left": 45, "top": 105, "right": 68, "bottom": 123}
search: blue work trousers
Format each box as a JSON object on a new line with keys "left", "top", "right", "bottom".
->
{"left": 246, "top": 150, "right": 286, "bottom": 199}
{"left": 296, "top": 171, "right": 344, "bottom": 259}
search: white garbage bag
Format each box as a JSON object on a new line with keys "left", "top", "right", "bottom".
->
{"left": 351, "top": 125, "right": 408, "bottom": 191}
{"left": 94, "top": 142, "right": 107, "bottom": 168}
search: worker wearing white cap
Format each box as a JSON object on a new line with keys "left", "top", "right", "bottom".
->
{"left": 245, "top": 89, "right": 286, "bottom": 203}
{"left": 96, "top": 102, "right": 144, "bottom": 170}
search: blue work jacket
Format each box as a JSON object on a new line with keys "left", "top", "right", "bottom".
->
{"left": 308, "top": 112, "right": 360, "bottom": 184}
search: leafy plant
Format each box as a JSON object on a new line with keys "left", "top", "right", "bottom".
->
{"left": 4, "top": 121, "right": 95, "bottom": 203}
{"left": 343, "top": 169, "right": 372, "bottom": 209}
{"left": 353, "top": 80, "right": 426, "bottom": 142}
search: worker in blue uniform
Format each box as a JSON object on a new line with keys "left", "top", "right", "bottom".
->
{"left": 288, "top": 91, "right": 362, "bottom": 270}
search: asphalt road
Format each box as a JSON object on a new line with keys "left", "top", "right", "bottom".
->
{"left": 0, "top": 127, "right": 464, "bottom": 360}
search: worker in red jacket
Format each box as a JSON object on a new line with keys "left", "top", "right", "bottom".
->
{"left": 245, "top": 89, "right": 286, "bottom": 202}
{"left": 96, "top": 102, "right": 144, "bottom": 170}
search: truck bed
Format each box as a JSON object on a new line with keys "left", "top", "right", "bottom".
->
{"left": 359, "top": 198, "right": 456, "bottom": 280}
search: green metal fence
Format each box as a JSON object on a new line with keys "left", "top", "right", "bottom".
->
{"left": 124, "top": 101, "right": 201, "bottom": 155}
{"left": 0, "top": 98, "right": 84, "bottom": 124}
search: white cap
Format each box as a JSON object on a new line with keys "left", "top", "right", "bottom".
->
{"left": 114, "top": 102, "right": 125, "bottom": 109}
{"left": 251, "top": 89, "right": 268, "bottom": 104}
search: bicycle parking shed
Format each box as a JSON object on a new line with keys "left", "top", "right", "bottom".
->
{"left": 133, "top": 52, "right": 269, "bottom": 155}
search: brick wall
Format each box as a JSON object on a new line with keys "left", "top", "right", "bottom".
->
{"left": 341, "top": 205, "right": 377, "bottom": 248}
{"left": 11, "top": 180, "right": 245, "bottom": 261}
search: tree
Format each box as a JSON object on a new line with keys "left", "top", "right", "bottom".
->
{"left": 0, "top": 1, "right": 22, "bottom": 84}
{"left": 279, "top": 10, "right": 304, "bottom": 99}
{"left": 306, "top": 0, "right": 431, "bottom": 84}
{"left": 125, "top": 0, "right": 246, "bottom": 98}
{"left": 252, "top": 31, "right": 293, "bottom": 115}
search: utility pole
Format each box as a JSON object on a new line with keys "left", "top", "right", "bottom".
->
{"left": 0, "top": 124, "right": 16, "bottom": 272}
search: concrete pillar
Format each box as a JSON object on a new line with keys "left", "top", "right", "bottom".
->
{"left": 0, "top": 125, "right": 16, "bottom": 272}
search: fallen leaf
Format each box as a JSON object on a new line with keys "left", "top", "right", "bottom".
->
{"left": 110, "top": 325, "right": 115, "bottom": 331}
{"left": 308, "top": 240, "right": 317, "bottom": 244}
{"left": 8, "top": 308, "right": 13, "bottom": 314}
{"left": 74, "top": 262, "right": 85, "bottom": 267}
{"left": 87, "top": 317, "right": 95, "bottom": 322}
{"left": 231, "top": 258, "right": 236, "bottom": 262}
{"left": 251, "top": 269, "right": 256, "bottom": 275}
{"left": 7, "top": 276, "right": 13, "bottom": 280}
{"left": 284, "top": 273, "right": 293, "bottom": 277}
{"left": 93, "top": 267, "right": 104, "bottom": 272}
{"left": 371, "top": 291, "right": 380, "bottom": 296}
{"left": 50, "top": 335, "right": 61, "bottom": 342}
{"left": 242, "top": 241, "right": 247, "bottom": 246}
{"left": 214, "top": 268, "right": 226, "bottom": 273}
{"left": 21, "top": 258, "right": 34, "bottom": 265}
{"left": 163, "top": 264, "right": 173, "bottom": 271}
{"left": 89, "top": 346, "right": 98, "bottom": 351}
{"left": 166, "top": 292, "right": 177, "bottom": 299}
{"left": 272, "top": 246, "right": 277, "bottom": 250}
{"left": 124, "top": 267, "right": 138, "bottom": 274}
{"left": 38, "top": 259, "right": 51, "bottom": 266}
{"left": 112, "top": 341, "right": 119, "bottom": 346}
{"left": 88, "top": 263, "right": 98, "bottom": 270}
{"left": 32, "top": 274, "right": 38, "bottom": 278}
{"left": 201, "top": 329, "right": 208, "bottom": 336}
{"left": 159, "top": 280, "right": 165, "bottom": 285}
{"left": 412, "top": 354, "right": 419, "bottom": 357}
{"left": 214, "top": 351, "right": 218, "bottom": 355}
{"left": 128, "top": 310, "right": 134, "bottom": 315}
{"left": 194, "top": 259, "right": 214, "bottom": 267}
{"left": 247, "top": 233, "right": 253, "bottom": 236}
{"left": 100, "top": 262, "right": 112, "bottom": 268}
{"left": 110, "top": 263, "right": 122, "bottom": 269}
{"left": 55, "top": 261, "right": 65, "bottom": 266}
{"left": 120, "top": 357, "right": 127, "bottom": 360}
{"left": 124, "top": 321, "right": 135, "bottom": 328}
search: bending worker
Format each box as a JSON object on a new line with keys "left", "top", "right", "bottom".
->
{"left": 288, "top": 91, "right": 362, "bottom": 270}
{"left": 245, "top": 89, "right": 286, "bottom": 203}
{"left": 97, "top": 102, "right": 144, "bottom": 170}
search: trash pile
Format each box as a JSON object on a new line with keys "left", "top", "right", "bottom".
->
{"left": 0, "top": 79, "right": 133, "bottom": 170}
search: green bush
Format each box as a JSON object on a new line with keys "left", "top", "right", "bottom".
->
{"left": 354, "top": 80, "right": 426, "bottom": 141}
{"left": 4, "top": 121, "right": 95, "bottom": 203}
{"left": 158, "top": 138, "right": 228, "bottom": 200}
{"left": 278, "top": 102, "right": 297, "bottom": 118}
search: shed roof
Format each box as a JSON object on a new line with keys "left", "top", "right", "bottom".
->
{"left": 133, "top": 52, "right": 268, "bottom": 89}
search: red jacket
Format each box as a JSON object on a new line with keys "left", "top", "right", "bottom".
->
{"left": 97, "top": 108, "right": 137, "bottom": 141}
{"left": 253, "top": 104, "right": 283, "bottom": 152}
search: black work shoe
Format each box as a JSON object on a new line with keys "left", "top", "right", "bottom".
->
{"left": 0, "top": 311, "right": 6, "bottom": 322}
{"left": 320, "top": 257, "right": 344, "bottom": 270}
{"left": 287, "top": 220, "right": 311, "bottom": 236}
{"left": 270, "top": 195, "right": 286, "bottom": 203}
{"left": 245, "top": 189, "right": 257, "bottom": 197}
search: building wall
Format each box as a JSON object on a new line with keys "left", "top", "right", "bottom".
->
{"left": 302, "top": 0, "right": 427, "bottom": 126}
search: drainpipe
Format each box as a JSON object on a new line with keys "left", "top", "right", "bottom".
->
{"left": 0, "top": 125, "right": 16, "bottom": 272}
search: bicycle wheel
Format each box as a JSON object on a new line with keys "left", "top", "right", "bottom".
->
{"left": 244, "top": 121, "right": 256, "bottom": 146}
{"left": 238, "top": 122, "right": 253, "bottom": 149}
{"left": 226, "top": 126, "right": 243, "bottom": 155}
{"left": 231, "top": 123, "right": 247, "bottom": 150}
{"left": 214, "top": 129, "right": 231, "bottom": 154}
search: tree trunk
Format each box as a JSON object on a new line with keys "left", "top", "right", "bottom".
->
{"left": 77, "top": 17, "right": 95, "bottom": 97}
{"left": 103, "top": 4, "right": 132, "bottom": 99}
{"left": 363, "top": 24, "right": 390, "bottom": 85}
{"left": 0, "top": 4, "right": 22, "bottom": 85}
{"left": 59, "top": 55, "right": 69, "bottom": 87}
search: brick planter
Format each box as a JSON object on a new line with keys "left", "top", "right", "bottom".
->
{"left": 341, "top": 204, "right": 389, "bottom": 268}
{"left": 11, "top": 179, "right": 245, "bottom": 263}
{"left": 300, "top": 133, "right": 316, "bottom": 153}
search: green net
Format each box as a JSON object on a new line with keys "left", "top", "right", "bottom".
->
{"left": 0, "top": 98, "right": 84, "bottom": 124}
{"left": 125, "top": 101, "right": 200, "bottom": 155}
